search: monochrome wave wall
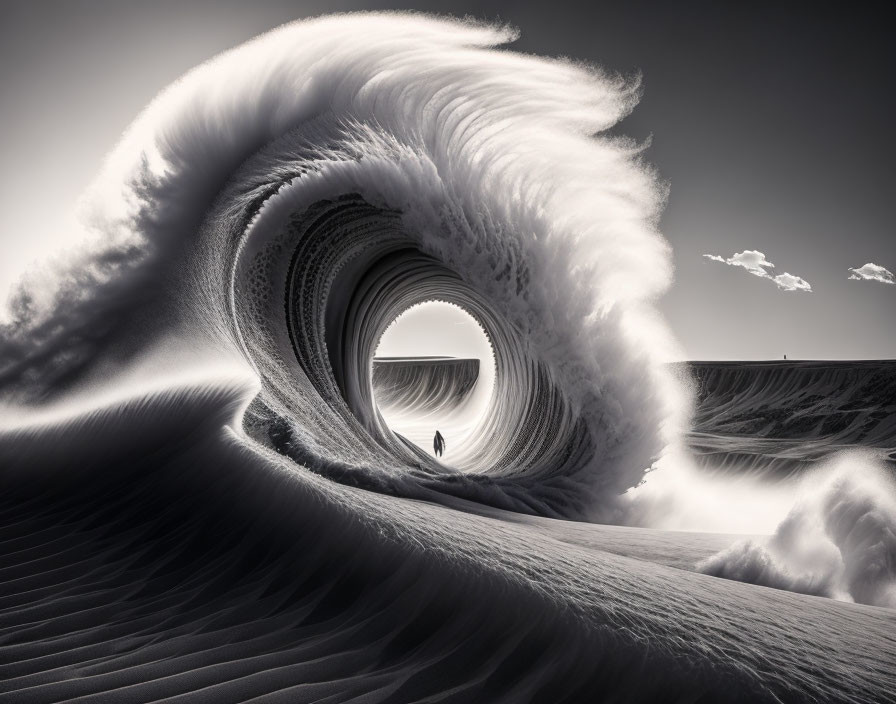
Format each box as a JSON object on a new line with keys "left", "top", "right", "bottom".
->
{"left": 1, "top": 14, "right": 894, "bottom": 703}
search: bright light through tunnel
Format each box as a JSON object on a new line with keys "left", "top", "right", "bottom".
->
{"left": 373, "top": 302, "right": 496, "bottom": 469}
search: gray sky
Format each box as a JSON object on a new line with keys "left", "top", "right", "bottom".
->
{"left": 2, "top": 0, "right": 892, "bottom": 360}
{"left": 377, "top": 303, "right": 492, "bottom": 363}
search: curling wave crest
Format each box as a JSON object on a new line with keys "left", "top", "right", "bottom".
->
{"left": 0, "top": 13, "right": 681, "bottom": 520}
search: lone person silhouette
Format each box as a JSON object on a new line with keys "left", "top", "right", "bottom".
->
{"left": 433, "top": 430, "right": 445, "bottom": 458}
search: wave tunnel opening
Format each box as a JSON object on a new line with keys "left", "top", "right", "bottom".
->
{"left": 372, "top": 301, "right": 496, "bottom": 470}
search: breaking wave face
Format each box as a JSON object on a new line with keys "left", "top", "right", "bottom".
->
{"left": 0, "top": 13, "right": 680, "bottom": 521}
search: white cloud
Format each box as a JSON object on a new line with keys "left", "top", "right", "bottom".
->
{"left": 770, "top": 272, "right": 812, "bottom": 292}
{"left": 703, "top": 249, "right": 812, "bottom": 292}
{"left": 848, "top": 262, "right": 894, "bottom": 285}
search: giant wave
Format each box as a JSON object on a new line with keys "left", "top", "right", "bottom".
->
{"left": 1, "top": 13, "right": 895, "bottom": 703}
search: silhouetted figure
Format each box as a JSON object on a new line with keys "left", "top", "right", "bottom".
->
{"left": 784, "top": 354, "right": 787, "bottom": 360}
{"left": 433, "top": 430, "right": 445, "bottom": 457}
